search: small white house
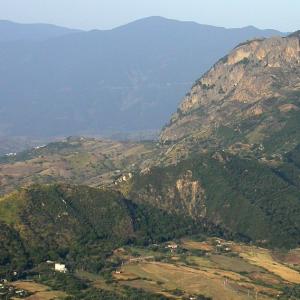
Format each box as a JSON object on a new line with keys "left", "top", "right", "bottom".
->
{"left": 55, "top": 263, "right": 67, "bottom": 273}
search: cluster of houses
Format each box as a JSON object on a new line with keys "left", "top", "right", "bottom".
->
{"left": 214, "top": 239, "right": 232, "bottom": 252}
{"left": 0, "top": 281, "right": 28, "bottom": 298}
{"left": 5, "top": 152, "right": 17, "bottom": 157}
{"left": 0, "top": 261, "right": 67, "bottom": 298}
{"left": 4, "top": 144, "right": 46, "bottom": 158}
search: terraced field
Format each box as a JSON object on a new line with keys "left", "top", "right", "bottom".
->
{"left": 110, "top": 238, "right": 300, "bottom": 299}
{"left": 10, "top": 281, "right": 67, "bottom": 300}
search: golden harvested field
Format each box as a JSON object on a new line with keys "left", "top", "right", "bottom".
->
{"left": 110, "top": 238, "right": 300, "bottom": 299}
{"left": 10, "top": 281, "right": 49, "bottom": 293}
{"left": 24, "top": 291, "right": 67, "bottom": 300}
{"left": 123, "top": 279, "right": 180, "bottom": 299}
{"left": 237, "top": 245, "right": 300, "bottom": 284}
{"left": 181, "top": 239, "right": 215, "bottom": 252}
{"left": 116, "top": 261, "right": 276, "bottom": 299}
{"left": 10, "top": 281, "right": 67, "bottom": 300}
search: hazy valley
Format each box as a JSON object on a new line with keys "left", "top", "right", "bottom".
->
{"left": 0, "top": 17, "right": 285, "bottom": 145}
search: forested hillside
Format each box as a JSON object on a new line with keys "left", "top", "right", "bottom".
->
{"left": 0, "top": 184, "right": 218, "bottom": 278}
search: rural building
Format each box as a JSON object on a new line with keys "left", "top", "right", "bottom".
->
{"left": 54, "top": 263, "right": 67, "bottom": 273}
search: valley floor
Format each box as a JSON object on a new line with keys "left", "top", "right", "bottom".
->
{"left": 3, "top": 237, "right": 300, "bottom": 300}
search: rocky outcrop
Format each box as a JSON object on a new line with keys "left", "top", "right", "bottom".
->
{"left": 160, "top": 33, "right": 300, "bottom": 143}
{"left": 127, "top": 169, "right": 207, "bottom": 218}
{"left": 175, "top": 170, "right": 206, "bottom": 217}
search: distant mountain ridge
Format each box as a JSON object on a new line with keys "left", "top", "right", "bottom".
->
{"left": 0, "top": 16, "right": 286, "bottom": 139}
{"left": 0, "top": 20, "right": 81, "bottom": 42}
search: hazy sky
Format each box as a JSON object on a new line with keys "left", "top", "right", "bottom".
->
{"left": 0, "top": 0, "right": 299, "bottom": 32}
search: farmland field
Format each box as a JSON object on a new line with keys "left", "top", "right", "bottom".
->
{"left": 110, "top": 238, "right": 300, "bottom": 299}
{"left": 4, "top": 238, "right": 300, "bottom": 299}
{"left": 10, "top": 281, "right": 67, "bottom": 300}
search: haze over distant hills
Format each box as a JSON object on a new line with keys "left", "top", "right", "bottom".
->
{"left": 0, "top": 20, "right": 80, "bottom": 42}
{"left": 0, "top": 16, "right": 286, "bottom": 139}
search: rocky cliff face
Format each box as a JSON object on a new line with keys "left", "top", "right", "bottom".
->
{"left": 126, "top": 169, "right": 207, "bottom": 218}
{"left": 160, "top": 33, "right": 300, "bottom": 147}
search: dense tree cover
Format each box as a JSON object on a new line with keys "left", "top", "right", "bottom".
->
{"left": 280, "top": 285, "right": 300, "bottom": 300}
{"left": 0, "top": 183, "right": 223, "bottom": 277}
{"left": 0, "top": 221, "right": 30, "bottom": 278}
{"left": 262, "top": 108, "right": 300, "bottom": 155}
{"left": 128, "top": 146, "right": 300, "bottom": 248}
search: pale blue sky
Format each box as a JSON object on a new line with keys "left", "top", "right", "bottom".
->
{"left": 0, "top": 0, "right": 299, "bottom": 32}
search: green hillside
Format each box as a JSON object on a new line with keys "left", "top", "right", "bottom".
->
{"left": 126, "top": 145, "right": 300, "bottom": 248}
{"left": 0, "top": 183, "right": 213, "bottom": 278}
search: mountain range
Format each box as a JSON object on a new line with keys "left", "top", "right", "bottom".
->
{"left": 2, "top": 31, "right": 300, "bottom": 246}
{"left": 0, "top": 20, "right": 80, "bottom": 42}
{"left": 1, "top": 20, "right": 300, "bottom": 300}
{"left": 127, "top": 31, "right": 300, "bottom": 248}
{"left": 0, "top": 17, "right": 285, "bottom": 140}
